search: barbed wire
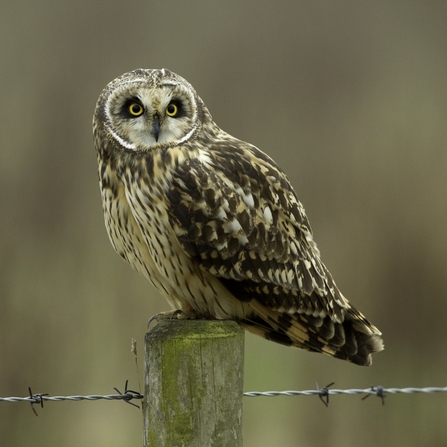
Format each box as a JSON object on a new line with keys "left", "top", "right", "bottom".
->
{"left": 0, "top": 393, "right": 143, "bottom": 404}
{"left": 244, "top": 385, "right": 447, "bottom": 406}
{"left": 243, "top": 385, "right": 447, "bottom": 397}
{"left": 2, "top": 383, "right": 447, "bottom": 414}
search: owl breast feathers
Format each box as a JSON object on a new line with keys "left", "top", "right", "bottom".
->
{"left": 93, "top": 68, "right": 384, "bottom": 366}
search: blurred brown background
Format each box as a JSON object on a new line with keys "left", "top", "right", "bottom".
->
{"left": 1, "top": 1, "right": 447, "bottom": 446}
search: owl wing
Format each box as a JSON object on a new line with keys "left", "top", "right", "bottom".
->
{"left": 164, "top": 141, "right": 384, "bottom": 365}
{"left": 163, "top": 138, "right": 384, "bottom": 365}
{"left": 166, "top": 140, "right": 348, "bottom": 322}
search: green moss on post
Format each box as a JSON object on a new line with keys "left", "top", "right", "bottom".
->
{"left": 143, "top": 320, "right": 244, "bottom": 447}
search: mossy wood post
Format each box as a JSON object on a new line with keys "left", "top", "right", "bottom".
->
{"left": 143, "top": 319, "right": 244, "bottom": 447}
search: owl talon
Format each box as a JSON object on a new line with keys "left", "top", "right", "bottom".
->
{"left": 147, "top": 310, "right": 189, "bottom": 329}
{"left": 170, "top": 309, "right": 189, "bottom": 320}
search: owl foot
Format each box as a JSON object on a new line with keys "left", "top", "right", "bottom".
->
{"left": 147, "top": 309, "right": 190, "bottom": 329}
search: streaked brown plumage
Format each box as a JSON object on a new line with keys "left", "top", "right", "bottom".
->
{"left": 93, "top": 68, "right": 384, "bottom": 366}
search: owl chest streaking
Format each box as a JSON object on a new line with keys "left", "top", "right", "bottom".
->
{"left": 93, "top": 68, "right": 384, "bottom": 366}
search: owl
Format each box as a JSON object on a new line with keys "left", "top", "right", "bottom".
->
{"left": 93, "top": 68, "right": 383, "bottom": 366}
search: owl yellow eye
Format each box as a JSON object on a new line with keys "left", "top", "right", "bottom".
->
{"left": 166, "top": 103, "right": 178, "bottom": 117}
{"left": 128, "top": 103, "right": 144, "bottom": 116}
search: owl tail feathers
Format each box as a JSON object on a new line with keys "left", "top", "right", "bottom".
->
{"left": 241, "top": 301, "right": 384, "bottom": 366}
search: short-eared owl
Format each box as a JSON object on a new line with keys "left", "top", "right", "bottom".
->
{"left": 93, "top": 68, "right": 383, "bottom": 366}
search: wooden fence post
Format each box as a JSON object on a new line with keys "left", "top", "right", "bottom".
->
{"left": 143, "top": 319, "right": 244, "bottom": 447}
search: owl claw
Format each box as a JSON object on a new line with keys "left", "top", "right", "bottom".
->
{"left": 147, "top": 309, "right": 189, "bottom": 329}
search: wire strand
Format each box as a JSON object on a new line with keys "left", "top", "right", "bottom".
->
{"left": 2, "top": 386, "right": 447, "bottom": 405}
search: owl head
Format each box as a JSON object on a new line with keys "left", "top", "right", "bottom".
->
{"left": 93, "top": 69, "right": 209, "bottom": 153}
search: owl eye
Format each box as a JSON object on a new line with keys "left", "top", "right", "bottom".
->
{"left": 166, "top": 103, "right": 179, "bottom": 117}
{"left": 128, "top": 103, "right": 144, "bottom": 117}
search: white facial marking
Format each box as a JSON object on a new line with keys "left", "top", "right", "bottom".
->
{"left": 107, "top": 124, "right": 136, "bottom": 150}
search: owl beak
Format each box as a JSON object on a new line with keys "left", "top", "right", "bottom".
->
{"left": 152, "top": 114, "right": 161, "bottom": 142}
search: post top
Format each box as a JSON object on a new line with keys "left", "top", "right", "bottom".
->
{"left": 145, "top": 319, "right": 244, "bottom": 341}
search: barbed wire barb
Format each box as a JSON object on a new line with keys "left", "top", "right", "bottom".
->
{"left": 362, "top": 386, "right": 386, "bottom": 405}
{"left": 315, "top": 382, "right": 335, "bottom": 407}
{"left": 28, "top": 387, "right": 48, "bottom": 416}
{"left": 113, "top": 380, "right": 141, "bottom": 409}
